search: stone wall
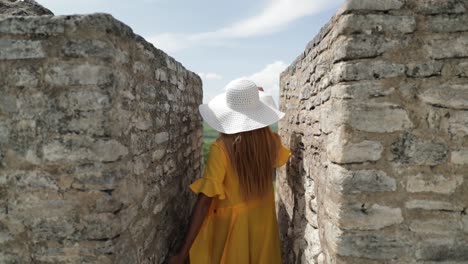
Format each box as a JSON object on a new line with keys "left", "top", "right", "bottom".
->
{"left": 277, "top": 0, "right": 468, "bottom": 263}
{"left": 0, "top": 0, "right": 53, "bottom": 16}
{"left": 0, "top": 13, "right": 203, "bottom": 263}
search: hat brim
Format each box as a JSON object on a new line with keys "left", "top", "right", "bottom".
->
{"left": 199, "top": 94, "right": 285, "bottom": 134}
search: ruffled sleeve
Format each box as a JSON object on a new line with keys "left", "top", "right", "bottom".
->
{"left": 189, "top": 141, "right": 226, "bottom": 199}
{"left": 273, "top": 133, "right": 291, "bottom": 168}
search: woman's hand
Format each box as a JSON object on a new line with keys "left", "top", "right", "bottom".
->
{"left": 168, "top": 253, "right": 186, "bottom": 264}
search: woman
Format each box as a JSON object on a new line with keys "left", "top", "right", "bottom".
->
{"left": 169, "top": 79, "right": 291, "bottom": 264}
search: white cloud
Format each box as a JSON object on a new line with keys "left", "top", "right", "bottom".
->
{"left": 148, "top": 0, "right": 343, "bottom": 52}
{"left": 230, "top": 61, "right": 288, "bottom": 105}
{"left": 198, "top": 72, "right": 223, "bottom": 81}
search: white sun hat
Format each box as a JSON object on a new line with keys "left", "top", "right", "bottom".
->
{"left": 199, "top": 79, "right": 285, "bottom": 134}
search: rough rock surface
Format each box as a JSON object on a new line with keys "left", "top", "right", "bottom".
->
{"left": 0, "top": 0, "right": 53, "bottom": 16}
{"left": 277, "top": 0, "right": 468, "bottom": 263}
{"left": 0, "top": 13, "right": 202, "bottom": 264}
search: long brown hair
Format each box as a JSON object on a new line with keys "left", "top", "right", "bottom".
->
{"left": 220, "top": 126, "right": 278, "bottom": 200}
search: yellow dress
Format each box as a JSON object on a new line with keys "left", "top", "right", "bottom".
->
{"left": 189, "top": 133, "right": 291, "bottom": 264}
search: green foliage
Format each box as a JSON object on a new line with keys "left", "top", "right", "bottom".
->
{"left": 203, "top": 122, "right": 219, "bottom": 164}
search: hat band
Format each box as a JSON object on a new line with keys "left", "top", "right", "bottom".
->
{"left": 226, "top": 99, "right": 261, "bottom": 111}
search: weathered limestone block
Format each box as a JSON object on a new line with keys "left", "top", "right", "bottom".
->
{"left": 333, "top": 35, "right": 402, "bottom": 62}
{"left": 325, "top": 222, "right": 410, "bottom": 260}
{"left": 406, "top": 61, "right": 443, "bottom": 77}
{"left": 419, "top": 84, "right": 468, "bottom": 110}
{"left": 0, "top": 0, "right": 53, "bottom": 16}
{"left": 342, "top": 102, "right": 413, "bottom": 133}
{"left": 0, "top": 15, "right": 64, "bottom": 34}
{"left": 327, "top": 135, "right": 383, "bottom": 164}
{"left": 463, "top": 216, "right": 468, "bottom": 232}
{"left": 416, "top": 239, "right": 468, "bottom": 261}
{"left": 409, "top": 214, "right": 461, "bottom": 234}
{"left": 331, "top": 81, "right": 395, "bottom": 100}
{"left": 405, "top": 199, "right": 464, "bottom": 211}
{"left": 333, "top": 61, "right": 406, "bottom": 82}
{"left": 424, "top": 34, "right": 468, "bottom": 59}
{"left": 0, "top": 39, "right": 45, "bottom": 60}
{"left": 456, "top": 61, "right": 468, "bottom": 77}
{"left": 339, "top": 0, "right": 404, "bottom": 12}
{"left": 411, "top": 0, "right": 466, "bottom": 14}
{"left": 451, "top": 148, "right": 468, "bottom": 164}
{"left": 336, "top": 14, "right": 416, "bottom": 35}
{"left": 406, "top": 173, "right": 463, "bottom": 194}
{"left": 391, "top": 133, "right": 448, "bottom": 165}
{"left": 45, "top": 63, "right": 114, "bottom": 86}
{"left": 339, "top": 203, "right": 403, "bottom": 230}
{"left": 327, "top": 163, "right": 396, "bottom": 194}
{"left": 425, "top": 14, "right": 468, "bottom": 32}
{"left": 62, "top": 39, "right": 129, "bottom": 63}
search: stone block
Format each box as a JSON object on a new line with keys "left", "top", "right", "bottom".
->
{"left": 80, "top": 213, "right": 120, "bottom": 240}
{"left": 72, "top": 163, "right": 120, "bottom": 191}
{"left": 416, "top": 239, "right": 468, "bottom": 261}
{"left": 426, "top": 14, "right": 468, "bottom": 32}
{"left": 336, "top": 14, "right": 416, "bottom": 35}
{"left": 424, "top": 35, "right": 468, "bottom": 59}
{"left": 406, "top": 61, "right": 443, "bottom": 77}
{"left": 0, "top": 123, "right": 9, "bottom": 144}
{"left": 42, "top": 139, "right": 127, "bottom": 163}
{"left": 58, "top": 91, "right": 111, "bottom": 111}
{"left": 327, "top": 137, "right": 383, "bottom": 164}
{"left": 154, "top": 132, "right": 169, "bottom": 144}
{"left": 451, "top": 149, "right": 468, "bottom": 164}
{"left": 0, "top": 96, "right": 16, "bottom": 113}
{"left": 0, "top": 39, "right": 45, "bottom": 60}
{"left": 340, "top": 203, "right": 403, "bottom": 230}
{"left": 67, "top": 112, "right": 107, "bottom": 136}
{"left": 411, "top": 0, "right": 466, "bottom": 14}
{"left": 333, "top": 35, "right": 402, "bottom": 62}
{"left": 45, "top": 63, "right": 114, "bottom": 86}
{"left": 406, "top": 173, "right": 463, "bottom": 194}
{"left": 62, "top": 39, "right": 129, "bottom": 63}
{"left": 42, "top": 141, "right": 92, "bottom": 162}
{"left": 327, "top": 163, "right": 396, "bottom": 194}
{"left": 339, "top": 0, "right": 404, "bottom": 12}
{"left": 463, "top": 215, "right": 468, "bottom": 233}
{"left": 419, "top": 84, "right": 468, "bottom": 110}
{"left": 30, "top": 216, "right": 77, "bottom": 240}
{"left": 7, "top": 67, "right": 39, "bottom": 87}
{"left": 456, "top": 61, "right": 468, "bottom": 77}
{"left": 333, "top": 61, "right": 406, "bottom": 82}
{"left": 391, "top": 134, "right": 448, "bottom": 165}
{"left": 343, "top": 102, "right": 413, "bottom": 133}
{"left": 1, "top": 170, "right": 58, "bottom": 190}
{"left": 0, "top": 15, "right": 63, "bottom": 34}
{"left": 92, "top": 140, "right": 128, "bottom": 162}
{"left": 331, "top": 81, "right": 395, "bottom": 100}
{"left": 325, "top": 221, "right": 410, "bottom": 260}
{"left": 405, "top": 199, "right": 463, "bottom": 211}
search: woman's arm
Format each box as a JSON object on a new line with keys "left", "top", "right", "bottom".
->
{"left": 169, "top": 193, "right": 213, "bottom": 263}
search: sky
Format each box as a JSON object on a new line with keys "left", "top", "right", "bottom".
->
{"left": 37, "top": 0, "right": 344, "bottom": 103}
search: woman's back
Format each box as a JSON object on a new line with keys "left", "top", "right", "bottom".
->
{"left": 189, "top": 131, "right": 290, "bottom": 263}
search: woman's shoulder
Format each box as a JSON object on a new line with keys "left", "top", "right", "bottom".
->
{"left": 210, "top": 138, "right": 229, "bottom": 159}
